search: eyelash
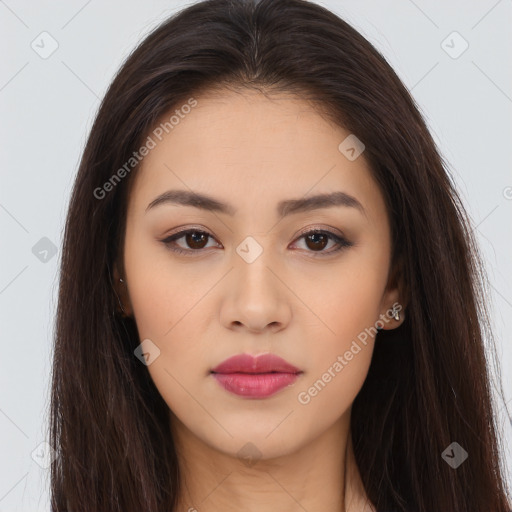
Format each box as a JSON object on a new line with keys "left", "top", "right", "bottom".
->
{"left": 161, "top": 227, "right": 353, "bottom": 257}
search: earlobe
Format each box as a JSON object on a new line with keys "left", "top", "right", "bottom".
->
{"left": 378, "top": 297, "right": 405, "bottom": 331}
{"left": 378, "top": 257, "right": 408, "bottom": 330}
{"left": 389, "top": 300, "right": 404, "bottom": 326}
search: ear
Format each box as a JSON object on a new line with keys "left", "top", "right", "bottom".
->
{"left": 113, "top": 262, "right": 133, "bottom": 318}
{"left": 378, "top": 255, "right": 408, "bottom": 331}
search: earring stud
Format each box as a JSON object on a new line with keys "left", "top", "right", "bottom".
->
{"left": 390, "top": 304, "right": 401, "bottom": 321}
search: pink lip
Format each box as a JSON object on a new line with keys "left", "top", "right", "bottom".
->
{"left": 211, "top": 353, "right": 303, "bottom": 399}
{"left": 212, "top": 353, "right": 301, "bottom": 374}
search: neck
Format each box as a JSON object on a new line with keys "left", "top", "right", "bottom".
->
{"left": 171, "top": 411, "right": 374, "bottom": 512}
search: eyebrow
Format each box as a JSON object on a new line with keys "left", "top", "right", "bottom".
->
{"left": 145, "top": 189, "right": 365, "bottom": 217}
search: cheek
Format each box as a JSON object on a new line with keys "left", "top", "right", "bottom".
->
{"left": 292, "top": 251, "right": 388, "bottom": 402}
{"left": 126, "top": 266, "right": 208, "bottom": 418}
{"left": 123, "top": 237, "right": 214, "bottom": 396}
{"left": 294, "top": 288, "right": 380, "bottom": 420}
{"left": 124, "top": 232, "right": 206, "bottom": 339}
{"left": 295, "top": 248, "right": 388, "bottom": 340}
{"left": 127, "top": 271, "right": 209, "bottom": 394}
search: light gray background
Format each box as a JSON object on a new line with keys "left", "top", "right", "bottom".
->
{"left": 1, "top": 0, "right": 511, "bottom": 509}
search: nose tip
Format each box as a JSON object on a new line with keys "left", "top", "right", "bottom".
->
{"left": 221, "top": 266, "right": 291, "bottom": 334}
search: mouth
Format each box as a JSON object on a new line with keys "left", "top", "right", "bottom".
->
{"left": 210, "top": 353, "right": 303, "bottom": 399}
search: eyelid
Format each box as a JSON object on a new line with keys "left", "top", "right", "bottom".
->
{"left": 293, "top": 224, "right": 346, "bottom": 240}
{"left": 289, "top": 226, "right": 353, "bottom": 256}
{"left": 161, "top": 225, "right": 353, "bottom": 256}
{"left": 163, "top": 224, "right": 217, "bottom": 240}
{"left": 161, "top": 226, "right": 222, "bottom": 255}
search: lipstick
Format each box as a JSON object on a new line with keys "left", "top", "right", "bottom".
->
{"left": 210, "top": 353, "right": 302, "bottom": 399}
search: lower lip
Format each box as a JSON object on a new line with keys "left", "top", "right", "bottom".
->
{"left": 211, "top": 372, "right": 301, "bottom": 398}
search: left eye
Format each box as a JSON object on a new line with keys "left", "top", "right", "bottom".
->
{"left": 161, "top": 228, "right": 352, "bottom": 256}
{"left": 292, "top": 229, "right": 352, "bottom": 254}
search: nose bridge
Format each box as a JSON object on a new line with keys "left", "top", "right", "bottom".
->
{"left": 219, "top": 234, "right": 291, "bottom": 332}
{"left": 233, "top": 234, "right": 280, "bottom": 301}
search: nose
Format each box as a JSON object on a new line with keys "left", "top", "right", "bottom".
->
{"left": 219, "top": 250, "right": 292, "bottom": 334}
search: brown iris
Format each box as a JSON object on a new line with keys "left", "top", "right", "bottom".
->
{"left": 304, "top": 232, "right": 328, "bottom": 251}
{"left": 185, "top": 231, "right": 209, "bottom": 249}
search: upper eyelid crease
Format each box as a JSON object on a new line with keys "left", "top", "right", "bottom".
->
{"left": 162, "top": 228, "right": 352, "bottom": 255}
{"left": 162, "top": 226, "right": 346, "bottom": 242}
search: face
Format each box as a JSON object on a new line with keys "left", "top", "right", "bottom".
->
{"left": 115, "top": 89, "right": 402, "bottom": 461}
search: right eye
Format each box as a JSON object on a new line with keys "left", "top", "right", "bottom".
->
{"left": 161, "top": 229, "right": 221, "bottom": 255}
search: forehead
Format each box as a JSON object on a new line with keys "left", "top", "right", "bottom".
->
{"left": 127, "top": 89, "right": 384, "bottom": 222}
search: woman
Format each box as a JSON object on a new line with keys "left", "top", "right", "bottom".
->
{"left": 48, "top": 0, "right": 511, "bottom": 510}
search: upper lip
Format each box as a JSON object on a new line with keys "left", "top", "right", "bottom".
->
{"left": 211, "top": 353, "right": 302, "bottom": 374}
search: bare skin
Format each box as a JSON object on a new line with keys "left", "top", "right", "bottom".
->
{"left": 115, "top": 88, "right": 404, "bottom": 512}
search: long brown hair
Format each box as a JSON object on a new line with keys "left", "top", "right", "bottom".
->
{"left": 48, "top": 0, "right": 511, "bottom": 510}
